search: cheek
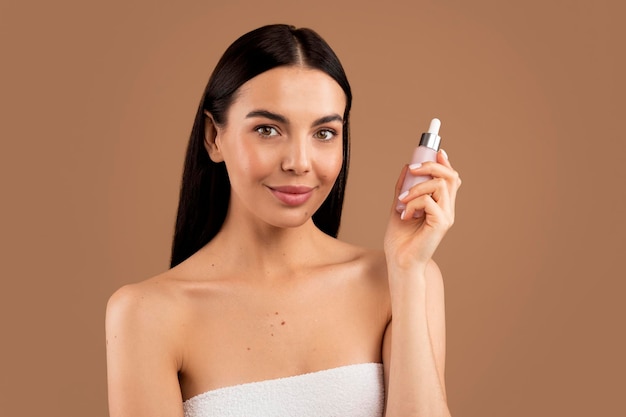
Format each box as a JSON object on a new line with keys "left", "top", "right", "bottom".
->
{"left": 244, "top": 149, "right": 277, "bottom": 178}
{"left": 317, "top": 147, "right": 344, "bottom": 183}
{"left": 223, "top": 138, "right": 273, "bottom": 178}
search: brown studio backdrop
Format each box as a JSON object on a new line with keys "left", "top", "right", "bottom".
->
{"left": 1, "top": 0, "right": 624, "bottom": 416}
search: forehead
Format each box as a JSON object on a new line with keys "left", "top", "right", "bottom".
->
{"left": 230, "top": 66, "right": 346, "bottom": 119}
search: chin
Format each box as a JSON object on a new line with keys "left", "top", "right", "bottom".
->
{"left": 270, "top": 214, "right": 314, "bottom": 230}
{"left": 262, "top": 206, "right": 320, "bottom": 230}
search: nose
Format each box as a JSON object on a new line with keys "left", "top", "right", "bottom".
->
{"left": 281, "top": 136, "right": 311, "bottom": 175}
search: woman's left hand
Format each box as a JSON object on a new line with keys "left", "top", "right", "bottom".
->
{"left": 383, "top": 150, "right": 462, "bottom": 271}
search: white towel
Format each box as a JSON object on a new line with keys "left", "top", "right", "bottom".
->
{"left": 183, "top": 362, "right": 384, "bottom": 417}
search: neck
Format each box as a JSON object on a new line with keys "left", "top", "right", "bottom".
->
{"left": 201, "top": 211, "right": 332, "bottom": 278}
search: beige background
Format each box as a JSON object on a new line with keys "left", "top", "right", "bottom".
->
{"left": 1, "top": 0, "right": 624, "bottom": 415}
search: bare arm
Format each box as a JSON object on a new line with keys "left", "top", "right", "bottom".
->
{"left": 382, "top": 260, "right": 449, "bottom": 417}
{"left": 382, "top": 150, "right": 461, "bottom": 416}
{"left": 105, "top": 284, "right": 184, "bottom": 417}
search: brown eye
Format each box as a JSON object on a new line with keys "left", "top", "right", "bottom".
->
{"left": 314, "top": 129, "right": 336, "bottom": 141}
{"left": 255, "top": 126, "right": 279, "bottom": 137}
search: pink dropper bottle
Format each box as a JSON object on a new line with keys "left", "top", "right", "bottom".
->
{"left": 396, "top": 118, "right": 442, "bottom": 217}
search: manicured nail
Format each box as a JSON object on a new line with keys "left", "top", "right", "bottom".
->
{"left": 398, "top": 191, "right": 409, "bottom": 201}
{"left": 440, "top": 149, "right": 449, "bottom": 160}
{"left": 400, "top": 209, "right": 406, "bottom": 220}
{"left": 409, "top": 162, "right": 422, "bottom": 170}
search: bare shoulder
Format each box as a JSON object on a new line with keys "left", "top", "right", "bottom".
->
{"left": 105, "top": 272, "right": 188, "bottom": 349}
{"left": 355, "top": 247, "right": 389, "bottom": 282}
{"left": 106, "top": 272, "right": 191, "bottom": 416}
{"left": 107, "top": 273, "right": 177, "bottom": 319}
{"left": 327, "top": 238, "right": 389, "bottom": 290}
{"left": 337, "top": 239, "right": 445, "bottom": 300}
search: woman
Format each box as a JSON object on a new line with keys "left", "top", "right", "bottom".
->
{"left": 106, "top": 24, "right": 461, "bottom": 417}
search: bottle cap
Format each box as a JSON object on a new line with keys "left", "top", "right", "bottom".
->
{"left": 419, "top": 118, "right": 441, "bottom": 151}
{"left": 419, "top": 132, "right": 441, "bottom": 151}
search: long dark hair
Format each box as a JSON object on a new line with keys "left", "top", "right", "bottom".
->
{"left": 170, "top": 24, "right": 352, "bottom": 268}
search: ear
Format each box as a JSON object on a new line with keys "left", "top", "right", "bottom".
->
{"left": 203, "top": 110, "right": 224, "bottom": 163}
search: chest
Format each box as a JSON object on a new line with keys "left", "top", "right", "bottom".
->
{"left": 178, "top": 274, "right": 389, "bottom": 400}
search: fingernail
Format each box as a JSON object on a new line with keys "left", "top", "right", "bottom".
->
{"left": 398, "top": 191, "right": 409, "bottom": 201}
{"left": 440, "top": 149, "right": 449, "bottom": 160}
{"left": 409, "top": 162, "right": 422, "bottom": 170}
{"left": 400, "top": 209, "right": 406, "bottom": 220}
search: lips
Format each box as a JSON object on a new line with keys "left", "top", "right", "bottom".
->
{"left": 267, "top": 185, "right": 316, "bottom": 206}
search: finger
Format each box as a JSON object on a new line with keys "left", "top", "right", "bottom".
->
{"left": 437, "top": 148, "right": 452, "bottom": 168}
{"left": 408, "top": 161, "right": 458, "bottom": 182}
{"left": 403, "top": 194, "right": 454, "bottom": 232}
{"left": 437, "top": 149, "right": 462, "bottom": 191}
{"left": 409, "top": 165, "right": 461, "bottom": 210}
{"left": 400, "top": 178, "right": 453, "bottom": 222}
{"left": 431, "top": 180, "right": 454, "bottom": 223}
{"left": 429, "top": 174, "right": 456, "bottom": 218}
{"left": 402, "top": 194, "right": 445, "bottom": 222}
{"left": 400, "top": 194, "right": 430, "bottom": 220}
{"left": 390, "top": 164, "right": 409, "bottom": 214}
{"left": 398, "top": 177, "right": 448, "bottom": 205}
{"left": 394, "top": 164, "right": 409, "bottom": 195}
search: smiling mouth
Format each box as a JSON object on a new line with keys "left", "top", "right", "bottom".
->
{"left": 267, "top": 185, "right": 316, "bottom": 206}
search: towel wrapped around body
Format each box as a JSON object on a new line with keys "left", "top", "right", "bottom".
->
{"left": 183, "top": 362, "right": 384, "bottom": 417}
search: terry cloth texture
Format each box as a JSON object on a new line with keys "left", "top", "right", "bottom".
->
{"left": 183, "top": 362, "right": 384, "bottom": 417}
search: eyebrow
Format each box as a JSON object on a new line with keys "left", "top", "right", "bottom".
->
{"left": 246, "top": 110, "right": 287, "bottom": 124}
{"left": 245, "top": 110, "right": 343, "bottom": 127}
{"left": 312, "top": 114, "right": 343, "bottom": 126}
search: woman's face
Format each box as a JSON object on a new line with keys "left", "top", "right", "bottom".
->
{"left": 207, "top": 66, "right": 346, "bottom": 230}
